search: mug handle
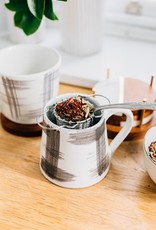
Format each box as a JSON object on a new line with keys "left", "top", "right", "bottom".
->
{"left": 105, "top": 109, "right": 133, "bottom": 157}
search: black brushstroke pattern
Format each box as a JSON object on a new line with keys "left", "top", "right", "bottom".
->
{"left": 68, "top": 130, "right": 96, "bottom": 145}
{"left": 43, "top": 71, "right": 58, "bottom": 106}
{"left": 2, "top": 76, "right": 21, "bottom": 119}
{"left": 2, "top": 77, "right": 13, "bottom": 117}
{"left": 96, "top": 121, "right": 109, "bottom": 176}
{"left": 41, "top": 157, "right": 75, "bottom": 182}
{"left": 41, "top": 128, "right": 75, "bottom": 182}
{"left": 1, "top": 77, "right": 31, "bottom": 89}
{"left": 1, "top": 74, "right": 58, "bottom": 121}
{"left": 68, "top": 120, "right": 109, "bottom": 177}
{"left": 1, "top": 76, "right": 37, "bottom": 119}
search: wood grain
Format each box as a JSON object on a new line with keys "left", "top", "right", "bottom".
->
{"left": 0, "top": 83, "right": 156, "bottom": 230}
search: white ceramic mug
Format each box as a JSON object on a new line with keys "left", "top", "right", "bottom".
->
{"left": 39, "top": 93, "right": 133, "bottom": 188}
{"left": 0, "top": 44, "right": 61, "bottom": 124}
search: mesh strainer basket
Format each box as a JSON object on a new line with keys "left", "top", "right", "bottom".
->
{"left": 46, "top": 94, "right": 110, "bottom": 129}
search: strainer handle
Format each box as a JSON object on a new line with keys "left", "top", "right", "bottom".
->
{"left": 36, "top": 114, "right": 56, "bottom": 131}
{"left": 85, "top": 94, "right": 111, "bottom": 104}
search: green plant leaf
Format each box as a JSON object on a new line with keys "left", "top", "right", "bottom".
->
{"left": 27, "top": 0, "right": 45, "bottom": 20}
{"left": 5, "top": 0, "right": 68, "bottom": 35}
{"left": 5, "top": 0, "right": 27, "bottom": 11}
{"left": 14, "top": 10, "right": 41, "bottom": 35}
{"left": 44, "top": 0, "right": 58, "bottom": 20}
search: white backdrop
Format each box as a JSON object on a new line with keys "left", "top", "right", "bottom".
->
{"left": 1, "top": 1, "right": 156, "bottom": 88}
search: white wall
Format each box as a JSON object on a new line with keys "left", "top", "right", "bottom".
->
{"left": 0, "top": 2, "right": 7, "bottom": 33}
{"left": 1, "top": 0, "right": 156, "bottom": 36}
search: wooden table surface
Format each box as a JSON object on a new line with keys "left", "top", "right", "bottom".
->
{"left": 0, "top": 83, "right": 156, "bottom": 230}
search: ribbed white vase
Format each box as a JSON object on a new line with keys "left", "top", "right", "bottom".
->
{"left": 59, "top": 0, "right": 104, "bottom": 56}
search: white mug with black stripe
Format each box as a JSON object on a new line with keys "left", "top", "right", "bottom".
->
{"left": 0, "top": 44, "right": 61, "bottom": 126}
{"left": 39, "top": 93, "right": 133, "bottom": 188}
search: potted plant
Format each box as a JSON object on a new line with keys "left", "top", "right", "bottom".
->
{"left": 5, "top": 0, "right": 68, "bottom": 36}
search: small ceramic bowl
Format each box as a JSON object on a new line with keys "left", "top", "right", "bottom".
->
{"left": 144, "top": 126, "right": 156, "bottom": 183}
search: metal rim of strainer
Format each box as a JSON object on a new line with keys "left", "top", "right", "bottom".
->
{"left": 48, "top": 94, "right": 110, "bottom": 129}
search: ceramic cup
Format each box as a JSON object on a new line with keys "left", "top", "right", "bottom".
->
{"left": 0, "top": 44, "right": 61, "bottom": 125}
{"left": 144, "top": 126, "right": 156, "bottom": 184}
{"left": 39, "top": 93, "right": 133, "bottom": 188}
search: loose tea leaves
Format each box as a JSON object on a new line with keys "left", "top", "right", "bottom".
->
{"left": 55, "top": 96, "right": 95, "bottom": 122}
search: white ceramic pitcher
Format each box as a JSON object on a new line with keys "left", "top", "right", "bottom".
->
{"left": 39, "top": 93, "right": 133, "bottom": 188}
